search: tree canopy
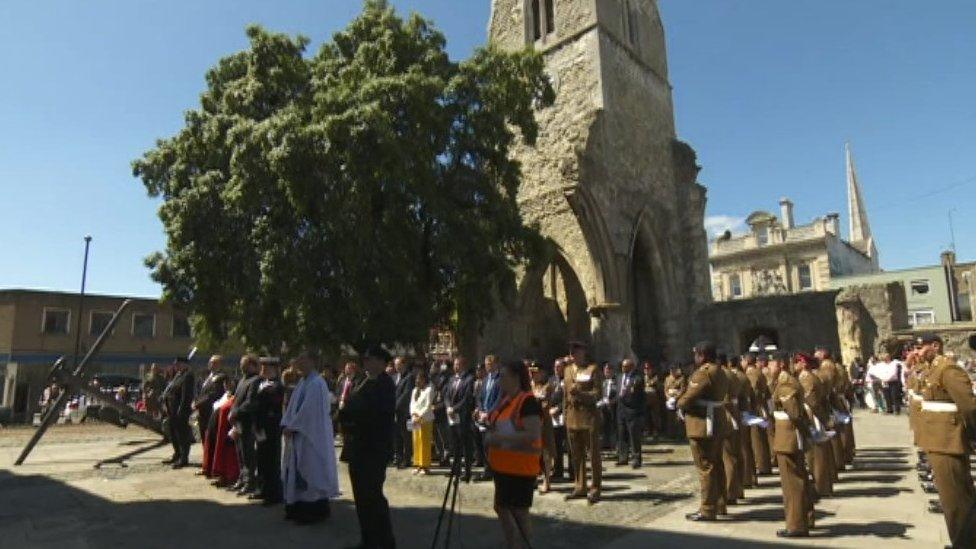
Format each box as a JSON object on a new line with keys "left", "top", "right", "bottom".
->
{"left": 133, "top": 0, "right": 554, "bottom": 353}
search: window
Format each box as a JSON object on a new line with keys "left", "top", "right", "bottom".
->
{"left": 798, "top": 264, "right": 813, "bottom": 290}
{"left": 90, "top": 311, "right": 114, "bottom": 337}
{"left": 909, "top": 309, "right": 935, "bottom": 326}
{"left": 132, "top": 313, "right": 156, "bottom": 338}
{"left": 756, "top": 226, "right": 769, "bottom": 246}
{"left": 42, "top": 308, "right": 70, "bottom": 335}
{"left": 531, "top": 0, "right": 555, "bottom": 42}
{"left": 730, "top": 274, "right": 743, "bottom": 298}
{"left": 910, "top": 280, "right": 930, "bottom": 295}
{"left": 172, "top": 314, "right": 192, "bottom": 338}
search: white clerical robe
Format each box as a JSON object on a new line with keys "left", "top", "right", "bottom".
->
{"left": 280, "top": 373, "right": 340, "bottom": 504}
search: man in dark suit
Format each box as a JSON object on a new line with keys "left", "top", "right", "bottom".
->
{"left": 475, "top": 354, "right": 501, "bottom": 481}
{"left": 229, "top": 354, "right": 262, "bottom": 494}
{"left": 250, "top": 357, "right": 284, "bottom": 505}
{"left": 445, "top": 356, "right": 475, "bottom": 482}
{"left": 431, "top": 361, "right": 451, "bottom": 466}
{"left": 392, "top": 356, "right": 415, "bottom": 468}
{"left": 193, "top": 355, "right": 226, "bottom": 475}
{"left": 600, "top": 362, "right": 619, "bottom": 450}
{"left": 339, "top": 344, "right": 396, "bottom": 549}
{"left": 162, "top": 356, "right": 195, "bottom": 468}
{"left": 549, "top": 358, "right": 572, "bottom": 481}
{"left": 616, "top": 359, "right": 646, "bottom": 468}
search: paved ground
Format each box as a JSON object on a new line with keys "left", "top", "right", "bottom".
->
{"left": 0, "top": 410, "right": 950, "bottom": 548}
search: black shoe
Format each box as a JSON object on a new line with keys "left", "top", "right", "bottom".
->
{"left": 238, "top": 485, "right": 255, "bottom": 496}
{"left": 172, "top": 460, "right": 188, "bottom": 469}
{"left": 228, "top": 481, "right": 244, "bottom": 491}
{"left": 632, "top": 462, "right": 641, "bottom": 469}
{"left": 462, "top": 474, "right": 472, "bottom": 484}
{"left": 162, "top": 456, "right": 177, "bottom": 465}
{"left": 685, "top": 512, "right": 715, "bottom": 522}
{"left": 776, "top": 530, "right": 809, "bottom": 538}
{"left": 476, "top": 473, "right": 493, "bottom": 482}
{"left": 922, "top": 482, "right": 938, "bottom": 494}
{"left": 247, "top": 492, "right": 266, "bottom": 501}
{"left": 928, "top": 499, "right": 943, "bottom": 514}
{"left": 615, "top": 461, "right": 628, "bottom": 466}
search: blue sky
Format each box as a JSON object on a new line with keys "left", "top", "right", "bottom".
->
{"left": 1, "top": 1, "right": 973, "bottom": 297}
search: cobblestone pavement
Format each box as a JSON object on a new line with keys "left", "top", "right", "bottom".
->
{"left": 0, "top": 410, "right": 950, "bottom": 548}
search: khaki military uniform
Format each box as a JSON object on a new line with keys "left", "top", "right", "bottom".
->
{"left": 764, "top": 367, "right": 779, "bottom": 469}
{"left": 721, "top": 366, "right": 744, "bottom": 503}
{"left": 677, "top": 362, "right": 731, "bottom": 518}
{"left": 771, "top": 370, "right": 816, "bottom": 533}
{"left": 564, "top": 361, "right": 603, "bottom": 496}
{"left": 833, "top": 359, "right": 857, "bottom": 465}
{"left": 734, "top": 368, "right": 758, "bottom": 488}
{"left": 907, "top": 361, "right": 931, "bottom": 446}
{"left": 745, "top": 364, "right": 773, "bottom": 474}
{"left": 917, "top": 355, "right": 976, "bottom": 547}
{"left": 817, "top": 358, "right": 850, "bottom": 474}
{"left": 798, "top": 369, "right": 836, "bottom": 497}
{"left": 664, "top": 372, "right": 688, "bottom": 439}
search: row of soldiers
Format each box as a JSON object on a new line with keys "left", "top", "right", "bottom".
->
{"left": 905, "top": 334, "right": 976, "bottom": 548}
{"left": 677, "top": 341, "right": 857, "bottom": 538}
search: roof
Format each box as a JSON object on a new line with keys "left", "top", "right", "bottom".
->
{"left": 0, "top": 288, "right": 162, "bottom": 304}
{"left": 745, "top": 211, "right": 777, "bottom": 226}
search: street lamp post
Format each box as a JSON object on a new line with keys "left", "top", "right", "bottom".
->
{"left": 71, "top": 235, "right": 92, "bottom": 369}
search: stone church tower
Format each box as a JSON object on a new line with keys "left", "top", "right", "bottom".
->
{"left": 479, "top": 0, "right": 711, "bottom": 363}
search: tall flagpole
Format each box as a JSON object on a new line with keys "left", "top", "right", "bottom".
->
{"left": 71, "top": 235, "right": 93, "bottom": 368}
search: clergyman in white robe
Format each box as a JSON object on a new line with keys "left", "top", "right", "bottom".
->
{"left": 280, "top": 371, "right": 340, "bottom": 522}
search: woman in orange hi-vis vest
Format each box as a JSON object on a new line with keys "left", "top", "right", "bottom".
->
{"left": 486, "top": 361, "right": 543, "bottom": 549}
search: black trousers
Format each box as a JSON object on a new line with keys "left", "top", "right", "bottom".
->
{"left": 471, "top": 423, "right": 486, "bottom": 467}
{"left": 617, "top": 413, "right": 644, "bottom": 464}
{"left": 883, "top": 383, "right": 903, "bottom": 414}
{"left": 601, "top": 407, "right": 617, "bottom": 449}
{"left": 256, "top": 426, "right": 282, "bottom": 501}
{"left": 349, "top": 457, "right": 395, "bottom": 548}
{"left": 553, "top": 425, "right": 572, "bottom": 479}
{"left": 168, "top": 413, "right": 193, "bottom": 460}
{"left": 434, "top": 413, "right": 450, "bottom": 461}
{"left": 196, "top": 406, "right": 212, "bottom": 446}
{"left": 450, "top": 422, "right": 475, "bottom": 477}
{"left": 394, "top": 410, "right": 412, "bottom": 466}
{"left": 235, "top": 422, "right": 257, "bottom": 486}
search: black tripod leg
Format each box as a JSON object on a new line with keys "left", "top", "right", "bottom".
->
{"left": 445, "top": 472, "right": 460, "bottom": 549}
{"left": 431, "top": 460, "right": 459, "bottom": 549}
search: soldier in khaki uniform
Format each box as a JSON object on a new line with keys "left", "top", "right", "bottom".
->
{"left": 720, "top": 356, "right": 744, "bottom": 504}
{"left": 795, "top": 353, "right": 836, "bottom": 498}
{"left": 745, "top": 353, "right": 773, "bottom": 475}
{"left": 734, "top": 359, "right": 758, "bottom": 488}
{"left": 678, "top": 342, "right": 731, "bottom": 521}
{"left": 814, "top": 346, "right": 851, "bottom": 474}
{"left": 563, "top": 342, "right": 603, "bottom": 504}
{"left": 915, "top": 334, "right": 976, "bottom": 548}
{"left": 664, "top": 365, "right": 687, "bottom": 440}
{"left": 769, "top": 351, "right": 815, "bottom": 538}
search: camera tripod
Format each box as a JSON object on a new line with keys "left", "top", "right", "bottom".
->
{"left": 430, "top": 458, "right": 463, "bottom": 549}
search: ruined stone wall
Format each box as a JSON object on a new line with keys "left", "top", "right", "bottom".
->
{"left": 697, "top": 291, "right": 841, "bottom": 357}
{"left": 834, "top": 282, "right": 909, "bottom": 365}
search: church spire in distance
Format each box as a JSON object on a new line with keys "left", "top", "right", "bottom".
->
{"left": 846, "top": 142, "right": 879, "bottom": 267}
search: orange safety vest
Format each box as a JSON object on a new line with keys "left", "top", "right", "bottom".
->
{"left": 487, "top": 392, "right": 542, "bottom": 477}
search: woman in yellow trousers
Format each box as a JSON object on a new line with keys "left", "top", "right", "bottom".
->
{"left": 410, "top": 368, "right": 435, "bottom": 475}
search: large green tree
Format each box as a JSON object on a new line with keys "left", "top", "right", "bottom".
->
{"left": 134, "top": 0, "right": 553, "bottom": 353}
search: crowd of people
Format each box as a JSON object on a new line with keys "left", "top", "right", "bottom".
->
{"left": 139, "top": 333, "right": 976, "bottom": 549}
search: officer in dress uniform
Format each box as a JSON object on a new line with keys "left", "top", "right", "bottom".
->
{"left": 744, "top": 353, "right": 773, "bottom": 476}
{"left": 769, "top": 351, "right": 815, "bottom": 538}
{"left": 795, "top": 353, "right": 835, "bottom": 498}
{"left": 563, "top": 342, "right": 603, "bottom": 504}
{"left": 915, "top": 334, "right": 976, "bottom": 548}
{"left": 678, "top": 341, "right": 731, "bottom": 521}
